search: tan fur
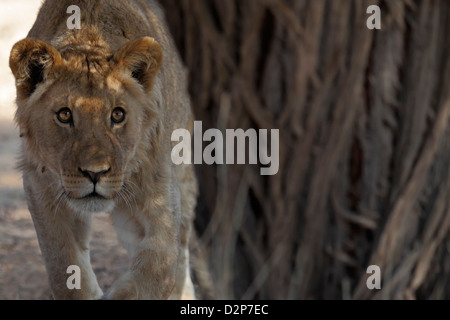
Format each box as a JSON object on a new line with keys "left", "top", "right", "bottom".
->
{"left": 9, "top": 0, "right": 197, "bottom": 300}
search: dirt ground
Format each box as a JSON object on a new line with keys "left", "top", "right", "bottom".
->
{"left": 0, "top": 0, "right": 129, "bottom": 300}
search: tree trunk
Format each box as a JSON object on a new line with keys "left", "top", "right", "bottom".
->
{"left": 160, "top": 0, "right": 450, "bottom": 299}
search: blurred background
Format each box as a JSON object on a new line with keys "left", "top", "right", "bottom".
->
{"left": 0, "top": 0, "right": 48, "bottom": 299}
{"left": 1, "top": 0, "right": 449, "bottom": 300}
{"left": 160, "top": 0, "right": 450, "bottom": 300}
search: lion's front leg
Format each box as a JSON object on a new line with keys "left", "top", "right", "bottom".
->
{"left": 24, "top": 176, "right": 103, "bottom": 300}
{"left": 108, "top": 199, "right": 180, "bottom": 299}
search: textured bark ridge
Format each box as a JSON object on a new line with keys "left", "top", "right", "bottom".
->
{"left": 160, "top": 0, "right": 450, "bottom": 299}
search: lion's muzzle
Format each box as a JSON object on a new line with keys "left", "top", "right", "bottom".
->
{"left": 79, "top": 166, "right": 111, "bottom": 185}
{"left": 61, "top": 165, "right": 123, "bottom": 213}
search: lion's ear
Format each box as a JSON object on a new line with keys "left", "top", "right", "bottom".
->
{"left": 9, "top": 39, "right": 62, "bottom": 100}
{"left": 113, "top": 37, "right": 162, "bottom": 91}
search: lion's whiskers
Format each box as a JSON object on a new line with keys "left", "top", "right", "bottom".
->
{"left": 115, "top": 183, "right": 136, "bottom": 214}
{"left": 117, "top": 189, "right": 131, "bottom": 212}
{"left": 53, "top": 189, "right": 69, "bottom": 218}
{"left": 122, "top": 182, "right": 137, "bottom": 208}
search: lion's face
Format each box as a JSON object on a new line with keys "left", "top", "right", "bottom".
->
{"left": 9, "top": 37, "right": 162, "bottom": 213}
{"left": 34, "top": 84, "right": 143, "bottom": 213}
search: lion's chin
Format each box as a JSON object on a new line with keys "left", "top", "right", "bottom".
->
{"left": 67, "top": 196, "right": 116, "bottom": 213}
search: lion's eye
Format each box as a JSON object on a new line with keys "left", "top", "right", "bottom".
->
{"left": 111, "top": 107, "right": 126, "bottom": 124}
{"left": 56, "top": 108, "right": 72, "bottom": 124}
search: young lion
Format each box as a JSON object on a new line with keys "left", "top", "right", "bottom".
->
{"left": 9, "top": 0, "right": 197, "bottom": 299}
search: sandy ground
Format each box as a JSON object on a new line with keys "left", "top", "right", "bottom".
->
{"left": 0, "top": 0, "right": 128, "bottom": 299}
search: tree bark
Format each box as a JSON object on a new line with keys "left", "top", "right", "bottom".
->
{"left": 160, "top": 0, "right": 450, "bottom": 299}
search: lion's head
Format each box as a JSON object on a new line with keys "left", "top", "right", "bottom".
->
{"left": 9, "top": 37, "right": 162, "bottom": 213}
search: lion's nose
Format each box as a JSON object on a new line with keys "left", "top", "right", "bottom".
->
{"left": 79, "top": 167, "right": 110, "bottom": 184}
